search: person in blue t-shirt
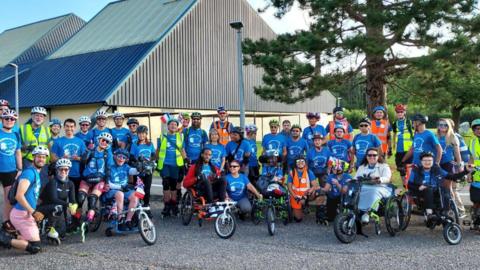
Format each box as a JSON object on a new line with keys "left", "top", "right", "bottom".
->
{"left": 226, "top": 160, "right": 262, "bottom": 215}
{"left": 126, "top": 118, "right": 139, "bottom": 151}
{"left": 245, "top": 124, "right": 259, "bottom": 185}
{"left": 261, "top": 119, "right": 287, "bottom": 161}
{"left": 402, "top": 114, "right": 442, "bottom": 166}
{"left": 327, "top": 125, "right": 354, "bottom": 171}
{"left": 183, "top": 112, "right": 208, "bottom": 164}
{"left": 225, "top": 127, "right": 251, "bottom": 174}
{"left": 318, "top": 159, "right": 352, "bottom": 221}
{"left": 306, "top": 133, "right": 332, "bottom": 185}
{"left": 286, "top": 124, "right": 309, "bottom": 168}
{"left": 352, "top": 118, "right": 381, "bottom": 168}
{"left": 0, "top": 100, "right": 19, "bottom": 134}
{"left": 303, "top": 112, "right": 327, "bottom": 147}
{"left": 205, "top": 129, "right": 226, "bottom": 170}
{"left": 75, "top": 116, "right": 94, "bottom": 150}
{"left": 48, "top": 118, "right": 62, "bottom": 147}
{"left": 91, "top": 111, "right": 112, "bottom": 143}
{"left": 111, "top": 112, "right": 129, "bottom": 150}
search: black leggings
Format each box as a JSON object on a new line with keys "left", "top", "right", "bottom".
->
{"left": 409, "top": 184, "right": 434, "bottom": 210}
{"left": 140, "top": 174, "right": 153, "bottom": 206}
{"left": 196, "top": 175, "right": 226, "bottom": 203}
{"left": 326, "top": 196, "right": 341, "bottom": 222}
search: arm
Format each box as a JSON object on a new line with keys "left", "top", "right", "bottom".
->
{"left": 68, "top": 181, "right": 76, "bottom": 204}
{"left": 392, "top": 131, "right": 397, "bottom": 152}
{"left": 15, "top": 179, "right": 35, "bottom": 215}
{"left": 435, "top": 144, "right": 443, "bottom": 165}
{"left": 379, "top": 164, "right": 392, "bottom": 184}
{"left": 401, "top": 147, "right": 413, "bottom": 163}
{"left": 246, "top": 183, "right": 262, "bottom": 199}
{"left": 15, "top": 149, "right": 22, "bottom": 178}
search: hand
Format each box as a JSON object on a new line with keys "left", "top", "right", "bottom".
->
{"left": 348, "top": 167, "right": 354, "bottom": 174}
{"left": 374, "top": 177, "right": 381, "bottom": 184}
{"left": 68, "top": 203, "right": 78, "bottom": 215}
{"left": 419, "top": 185, "right": 427, "bottom": 191}
{"left": 257, "top": 193, "right": 263, "bottom": 200}
{"left": 466, "top": 164, "right": 474, "bottom": 172}
{"left": 32, "top": 211, "right": 44, "bottom": 222}
{"left": 332, "top": 179, "right": 339, "bottom": 186}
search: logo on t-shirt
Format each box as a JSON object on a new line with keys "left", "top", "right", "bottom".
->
{"left": 0, "top": 138, "right": 17, "bottom": 156}
{"left": 63, "top": 143, "right": 80, "bottom": 158}
{"left": 414, "top": 137, "right": 425, "bottom": 153}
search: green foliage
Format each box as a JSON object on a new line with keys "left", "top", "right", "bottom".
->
{"left": 344, "top": 109, "right": 367, "bottom": 128}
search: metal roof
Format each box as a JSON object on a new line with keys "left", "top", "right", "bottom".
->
{"left": 50, "top": 0, "right": 197, "bottom": 59}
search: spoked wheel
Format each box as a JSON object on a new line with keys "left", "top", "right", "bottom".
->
{"left": 385, "top": 197, "right": 403, "bottom": 236}
{"left": 266, "top": 206, "right": 275, "bottom": 236}
{"left": 400, "top": 193, "right": 412, "bottom": 231}
{"left": 89, "top": 210, "right": 102, "bottom": 232}
{"left": 251, "top": 202, "right": 262, "bottom": 225}
{"left": 446, "top": 199, "right": 460, "bottom": 225}
{"left": 443, "top": 223, "right": 462, "bottom": 245}
{"left": 333, "top": 212, "right": 357, "bottom": 244}
{"left": 283, "top": 202, "right": 293, "bottom": 226}
{"left": 139, "top": 212, "right": 157, "bottom": 245}
{"left": 180, "top": 191, "right": 194, "bottom": 226}
{"left": 215, "top": 211, "right": 236, "bottom": 239}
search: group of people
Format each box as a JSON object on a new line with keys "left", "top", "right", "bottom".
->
{"left": 0, "top": 98, "right": 479, "bottom": 254}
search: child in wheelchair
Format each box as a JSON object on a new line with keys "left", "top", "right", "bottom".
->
{"left": 257, "top": 149, "right": 284, "bottom": 193}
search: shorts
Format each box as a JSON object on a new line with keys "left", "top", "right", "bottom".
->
{"left": 160, "top": 164, "right": 184, "bottom": 181}
{"left": 0, "top": 171, "right": 17, "bottom": 187}
{"left": 104, "top": 189, "right": 134, "bottom": 201}
{"left": 470, "top": 185, "right": 480, "bottom": 204}
{"left": 395, "top": 152, "right": 412, "bottom": 176}
{"left": 79, "top": 180, "right": 105, "bottom": 193}
{"left": 162, "top": 177, "right": 177, "bottom": 191}
{"left": 10, "top": 208, "right": 39, "bottom": 241}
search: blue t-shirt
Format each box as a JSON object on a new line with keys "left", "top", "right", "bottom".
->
{"left": 75, "top": 131, "right": 94, "bottom": 147}
{"left": 438, "top": 136, "right": 454, "bottom": 164}
{"left": 128, "top": 132, "right": 138, "bottom": 146}
{"left": 205, "top": 143, "right": 226, "bottom": 169}
{"left": 0, "top": 123, "right": 19, "bottom": 134}
{"left": 327, "top": 139, "right": 352, "bottom": 162}
{"left": 408, "top": 169, "right": 447, "bottom": 188}
{"left": 412, "top": 130, "right": 440, "bottom": 165}
{"left": 326, "top": 173, "right": 352, "bottom": 198}
{"left": 111, "top": 127, "right": 129, "bottom": 145}
{"left": 163, "top": 134, "right": 179, "bottom": 166}
{"left": 394, "top": 119, "right": 412, "bottom": 153}
{"left": 108, "top": 163, "right": 132, "bottom": 188}
{"left": 225, "top": 140, "right": 251, "bottom": 163}
{"left": 352, "top": 133, "right": 381, "bottom": 167}
{"left": 262, "top": 133, "right": 286, "bottom": 154}
{"left": 0, "top": 129, "right": 21, "bottom": 173}
{"left": 286, "top": 137, "right": 309, "bottom": 165}
{"left": 226, "top": 173, "right": 250, "bottom": 201}
{"left": 302, "top": 125, "right": 327, "bottom": 147}
{"left": 201, "top": 164, "right": 215, "bottom": 178}
{"left": 52, "top": 136, "right": 86, "bottom": 178}
{"left": 247, "top": 139, "right": 258, "bottom": 167}
{"left": 306, "top": 147, "right": 332, "bottom": 175}
{"left": 131, "top": 143, "right": 155, "bottom": 160}
{"left": 14, "top": 167, "right": 41, "bottom": 210}
{"left": 326, "top": 121, "right": 354, "bottom": 136}
{"left": 261, "top": 165, "right": 283, "bottom": 178}
{"left": 287, "top": 169, "right": 316, "bottom": 184}
{"left": 83, "top": 148, "right": 114, "bottom": 177}
{"left": 183, "top": 127, "right": 207, "bottom": 162}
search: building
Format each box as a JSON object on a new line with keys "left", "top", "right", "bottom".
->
{"left": 0, "top": 0, "right": 336, "bottom": 142}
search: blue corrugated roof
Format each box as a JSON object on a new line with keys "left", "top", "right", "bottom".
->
{"left": 0, "top": 64, "right": 31, "bottom": 83}
{"left": 0, "top": 43, "right": 154, "bottom": 108}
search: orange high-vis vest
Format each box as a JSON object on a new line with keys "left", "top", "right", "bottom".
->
{"left": 371, "top": 119, "right": 389, "bottom": 153}
{"left": 290, "top": 168, "right": 311, "bottom": 209}
{"left": 214, "top": 121, "right": 231, "bottom": 146}
{"left": 328, "top": 119, "right": 351, "bottom": 140}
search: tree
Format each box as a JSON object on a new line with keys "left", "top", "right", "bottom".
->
{"left": 243, "top": 0, "right": 479, "bottom": 114}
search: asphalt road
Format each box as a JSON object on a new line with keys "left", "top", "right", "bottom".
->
{"left": 1, "top": 181, "right": 479, "bottom": 270}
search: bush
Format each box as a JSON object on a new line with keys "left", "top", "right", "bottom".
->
{"left": 344, "top": 109, "right": 368, "bottom": 127}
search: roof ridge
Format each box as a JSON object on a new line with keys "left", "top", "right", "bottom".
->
{"left": 1, "top": 13, "right": 73, "bottom": 34}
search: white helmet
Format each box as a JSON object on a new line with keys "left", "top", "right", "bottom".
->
{"left": 56, "top": 158, "right": 72, "bottom": 169}
{"left": 95, "top": 110, "right": 108, "bottom": 119}
{"left": 2, "top": 109, "right": 18, "bottom": 120}
{"left": 31, "top": 106, "right": 47, "bottom": 116}
{"left": 32, "top": 145, "right": 49, "bottom": 156}
{"left": 78, "top": 116, "right": 91, "bottom": 124}
{"left": 112, "top": 111, "right": 124, "bottom": 119}
{"left": 97, "top": 132, "right": 113, "bottom": 143}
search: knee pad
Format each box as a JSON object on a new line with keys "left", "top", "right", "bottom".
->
{"left": 87, "top": 194, "right": 99, "bottom": 210}
{"left": 77, "top": 191, "right": 88, "bottom": 206}
{"left": 26, "top": 241, "right": 41, "bottom": 254}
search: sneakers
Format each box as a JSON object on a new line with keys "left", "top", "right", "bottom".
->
{"left": 80, "top": 222, "right": 87, "bottom": 243}
{"left": 361, "top": 213, "right": 370, "bottom": 224}
{"left": 0, "top": 228, "right": 13, "bottom": 249}
{"left": 459, "top": 213, "right": 467, "bottom": 219}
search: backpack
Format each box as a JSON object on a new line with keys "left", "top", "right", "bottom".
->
{"left": 392, "top": 119, "right": 413, "bottom": 139}
{"left": 8, "top": 167, "right": 38, "bottom": 205}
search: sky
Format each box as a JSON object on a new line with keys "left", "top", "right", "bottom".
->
{"left": 0, "top": 0, "right": 310, "bottom": 34}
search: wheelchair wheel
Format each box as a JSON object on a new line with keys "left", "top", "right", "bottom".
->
{"left": 385, "top": 197, "right": 402, "bottom": 236}
{"left": 282, "top": 202, "right": 293, "bottom": 226}
{"left": 266, "top": 206, "right": 275, "bottom": 236}
{"left": 214, "top": 211, "right": 236, "bottom": 239}
{"left": 446, "top": 199, "right": 459, "bottom": 225}
{"left": 180, "top": 191, "right": 194, "bottom": 226}
{"left": 139, "top": 212, "right": 157, "bottom": 245}
{"left": 400, "top": 193, "right": 412, "bottom": 231}
{"left": 89, "top": 210, "right": 102, "bottom": 232}
{"left": 333, "top": 212, "right": 357, "bottom": 244}
{"left": 443, "top": 223, "right": 462, "bottom": 245}
{"left": 251, "top": 201, "right": 262, "bottom": 225}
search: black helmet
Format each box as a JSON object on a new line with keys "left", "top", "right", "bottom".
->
{"left": 359, "top": 117, "right": 371, "bottom": 125}
{"left": 412, "top": 114, "right": 428, "bottom": 124}
{"left": 333, "top": 106, "right": 344, "bottom": 114}
{"left": 127, "top": 118, "right": 139, "bottom": 125}
{"left": 137, "top": 125, "right": 148, "bottom": 133}
{"left": 294, "top": 155, "right": 307, "bottom": 163}
{"left": 232, "top": 127, "right": 244, "bottom": 135}
{"left": 420, "top": 151, "right": 434, "bottom": 160}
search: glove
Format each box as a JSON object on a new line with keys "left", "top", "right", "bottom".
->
{"left": 32, "top": 211, "right": 44, "bottom": 222}
{"left": 68, "top": 203, "right": 78, "bottom": 215}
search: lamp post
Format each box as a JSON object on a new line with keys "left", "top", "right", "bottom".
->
{"left": 229, "top": 21, "right": 245, "bottom": 130}
{"left": 8, "top": 63, "right": 19, "bottom": 117}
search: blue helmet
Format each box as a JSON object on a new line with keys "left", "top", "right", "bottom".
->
{"left": 114, "top": 148, "right": 130, "bottom": 159}
{"left": 49, "top": 118, "right": 62, "bottom": 127}
{"left": 217, "top": 106, "right": 227, "bottom": 113}
{"left": 373, "top": 106, "right": 385, "bottom": 113}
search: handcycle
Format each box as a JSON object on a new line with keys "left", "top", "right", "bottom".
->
{"left": 463, "top": 166, "right": 480, "bottom": 231}
{"left": 333, "top": 175, "right": 403, "bottom": 244}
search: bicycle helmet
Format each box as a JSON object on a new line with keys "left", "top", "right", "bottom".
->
{"left": 49, "top": 118, "right": 62, "bottom": 127}
{"left": 269, "top": 119, "right": 280, "bottom": 127}
{"left": 31, "top": 106, "right": 47, "bottom": 116}
{"left": 32, "top": 145, "right": 49, "bottom": 156}
{"left": 217, "top": 106, "right": 227, "bottom": 113}
{"left": 333, "top": 107, "right": 344, "bottom": 114}
{"left": 95, "top": 110, "right": 108, "bottom": 119}
{"left": 0, "top": 99, "right": 9, "bottom": 107}
{"left": 114, "top": 148, "right": 130, "bottom": 159}
{"left": 2, "top": 109, "right": 18, "bottom": 120}
{"left": 333, "top": 124, "right": 345, "bottom": 132}
{"left": 373, "top": 106, "right": 385, "bottom": 113}
{"left": 127, "top": 118, "right": 139, "bottom": 125}
{"left": 359, "top": 117, "right": 371, "bottom": 125}
{"left": 294, "top": 155, "right": 307, "bottom": 163}
{"left": 395, "top": 104, "right": 407, "bottom": 113}
{"left": 245, "top": 124, "right": 258, "bottom": 134}
{"left": 265, "top": 149, "right": 279, "bottom": 158}
{"left": 55, "top": 158, "right": 72, "bottom": 169}
{"left": 112, "top": 111, "right": 124, "bottom": 119}
{"left": 180, "top": 112, "right": 190, "bottom": 120}
{"left": 472, "top": 119, "right": 480, "bottom": 129}
{"left": 97, "top": 132, "right": 113, "bottom": 143}
{"left": 312, "top": 133, "right": 324, "bottom": 140}
{"left": 167, "top": 118, "right": 179, "bottom": 125}
{"left": 231, "top": 126, "right": 244, "bottom": 135}
{"left": 137, "top": 125, "right": 148, "bottom": 133}
{"left": 78, "top": 116, "right": 91, "bottom": 124}
{"left": 306, "top": 112, "right": 320, "bottom": 119}
{"left": 412, "top": 113, "right": 428, "bottom": 124}
{"left": 291, "top": 124, "right": 302, "bottom": 131}
{"left": 191, "top": 112, "right": 202, "bottom": 119}
{"left": 420, "top": 151, "right": 435, "bottom": 160}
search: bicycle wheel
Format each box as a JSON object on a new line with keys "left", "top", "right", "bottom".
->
{"left": 400, "top": 193, "right": 412, "bottom": 231}
{"left": 215, "top": 211, "right": 236, "bottom": 239}
{"left": 333, "top": 212, "right": 357, "bottom": 244}
{"left": 139, "top": 212, "right": 157, "bottom": 245}
{"left": 180, "top": 191, "right": 194, "bottom": 226}
{"left": 385, "top": 197, "right": 402, "bottom": 236}
{"left": 251, "top": 201, "right": 262, "bottom": 225}
{"left": 89, "top": 210, "right": 102, "bottom": 232}
{"left": 266, "top": 206, "right": 275, "bottom": 236}
{"left": 283, "top": 200, "right": 293, "bottom": 226}
{"left": 443, "top": 223, "right": 462, "bottom": 245}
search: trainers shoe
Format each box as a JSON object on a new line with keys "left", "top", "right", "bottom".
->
{"left": 125, "top": 221, "right": 133, "bottom": 230}
{"left": 459, "top": 213, "right": 467, "bottom": 219}
{"left": 361, "top": 213, "right": 370, "bottom": 224}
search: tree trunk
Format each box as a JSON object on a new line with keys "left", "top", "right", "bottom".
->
{"left": 451, "top": 106, "right": 463, "bottom": 132}
{"left": 365, "top": 55, "right": 387, "bottom": 117}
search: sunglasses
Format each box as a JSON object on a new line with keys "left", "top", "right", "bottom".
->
{"left": 438, "top": 123, "right": 448, "bottom": 128}
{"left": 291, "top": 130, "right": 300, "bottom": 133}
{"left": 367, "top": 154, "right": 378, "bottom": 157}
{"left": 218, "top": 112, "right": 227, "bottom": 115}
{"left": 116, "top": 155, "right": 127, "bottom": 160}
{"left": 3, "top": 117, "right": 16, "bottom": 122}
{"left": 336, "top": 112, "right": 344, "bottom": 115}
{"left": 97, "top": 118, "right": 107, "bottom": 120}
{"left": 359, "top": 124, "right": 368, "bottom": 127}
{"left": 58, "top": 168, "right": 69, "bottom": 172}
{"left": 80, "top": 123, "right": 90, "bottom": 127}
{"left": 99, "top": 138, "right": 109, "bottom": 143}
{"left": 192, "top": 118, "right": 201, "bottom": 121}
{"left": 296, "top": 159, "right": 306, "bottom": 163}
{"left": 230, "top": 165, "right": 240, "bottom": 168}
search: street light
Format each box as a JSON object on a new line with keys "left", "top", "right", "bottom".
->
{"left": 7, "top": 63, "right": 19, "bottom": 118}
{"left": 336, "top": 97, "right": 342, "bottom": 107}
{"left": 230, "top": 21, "right": 245, "bottom": 130}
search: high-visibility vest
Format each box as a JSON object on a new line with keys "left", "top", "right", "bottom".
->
{"left": 290, "top": 168, "right": 311, "bottom": 209}
{"left": 371, "top": 119, "right": 389, "bottom": 153}
{"left": 328, "top": 119, "right": 351, "bottom": 140}
{"left": 157, "top": 132, "right": 184, "bottom": 171}
{"left": 392, "top": 119, "right": 413, "bottom": 153}
{"left": 213, "top": 121, "right": 231, "bottom": 146}
{"left": 20, "top": 123, "right": 50, "bottom": 161}
{"left": 470, "top": 137, "right": 480, "bottom": 182}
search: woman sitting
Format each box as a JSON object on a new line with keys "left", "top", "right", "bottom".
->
{"left": 226, "top": 160, "right": 263, "bottom": 216}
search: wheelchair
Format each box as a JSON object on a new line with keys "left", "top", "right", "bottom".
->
{"left": 333, "top": 176, "right": 404, "bottom": 244}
